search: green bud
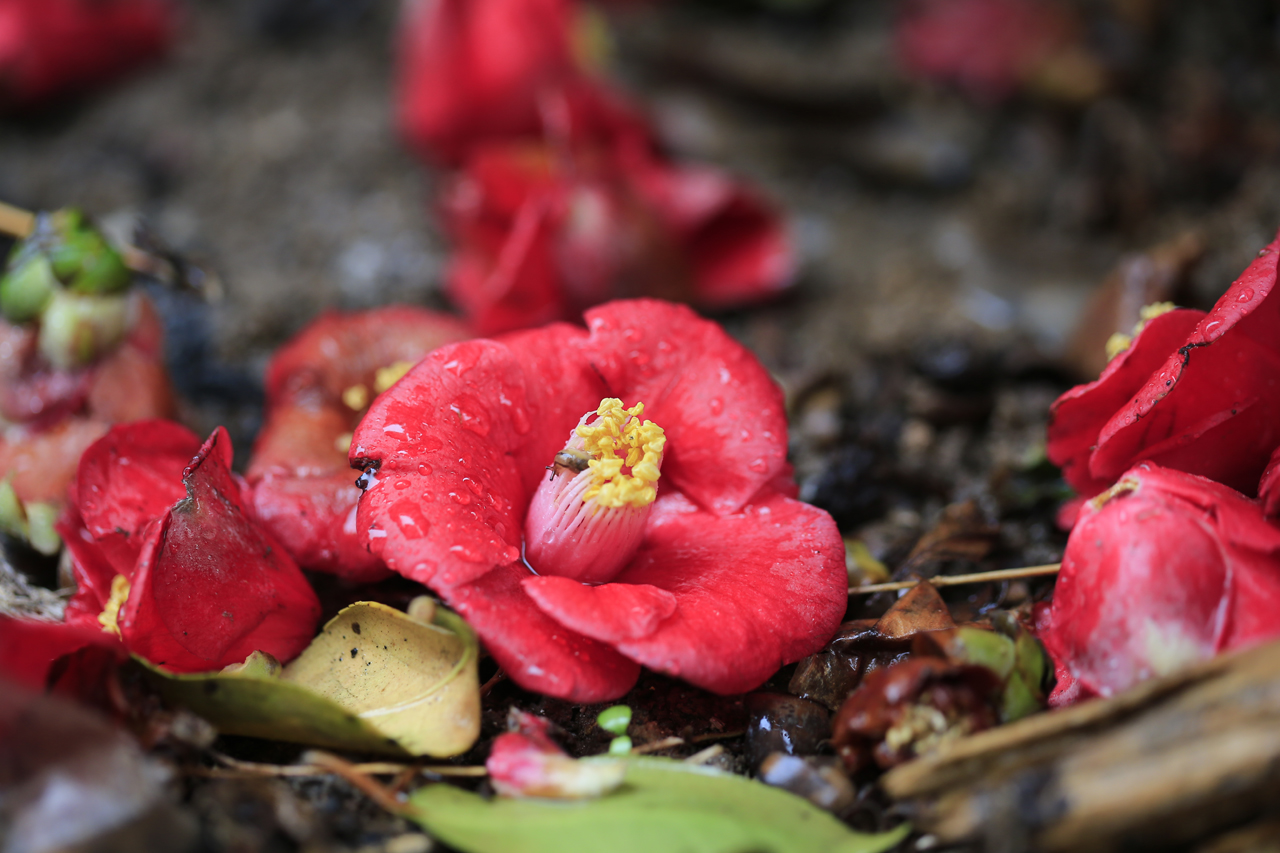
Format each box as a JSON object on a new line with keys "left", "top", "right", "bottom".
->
{"left": 24, "top": 502, "right": 61, "bottom": 555}
{"left": 597, "top": 705, "right": 632, "bottom": 735}
{"left": 38, "top": 291, "right": 130, "bottom": 369}
{"left": 948, "top": 626, "right": 1016, "bottom": 681}
{"left": 1000, "top": 672, "right": 1041, "bottom": 723}
{"left": 607, "top": 736, "right": 633, "bottom": 755}
{"left": 0, "top": 477, "right": 26, "bottom": 539}
{"left": 0, "top": 252, "right": 57, "bottom": 323}
{"left": 48, "top": 209, "right": 130, "bottom": 295}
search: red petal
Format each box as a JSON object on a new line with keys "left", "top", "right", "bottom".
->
{"left": 1046, "top": 308, "right": 1204, "bottom": 498}
{"left": 249, "top": 307, "right": 469, "bottom": 580}
{"left": 581, "top": 300, "right": 789, "bottom": 514}
{"left": 71, "top": 419, "right": 201, "bottom": 576}
{"left": 121, "top": 428, "right": 320, "bottom": 672}
{"left": 0, "top": 615, "right": 123, "bottom": 691}
{"left": 394, "top": 0, "right": 576, "bottom": 166}
{"left": 352, "top": 341, "right": 536, "bottom": 589}
{"left": 0, "top": 417, "right": 107, "bottom": 506}
{"left": 527, "top": 489, "right": 847, "bottom": 694}
{"left": 442, "top": 561, "right": 641, "bottom": 702}
{"left": 446, "top": 195, "right": 572, "bottom": 336}
{"left": 1090, "top": 233, "right": 1280, "bottom": 494}
{"left": 1260, "top": 445, "right": 1280, "bottom": 519}
{"left": 629, "top": 160, "right": 795, "bottom": 309}
{"left": 522, "top": 577, "right": 677, "bottom": 641}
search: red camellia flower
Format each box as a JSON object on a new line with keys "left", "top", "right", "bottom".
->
{"left": 0, "top": 0, "right": 176, "bottom": 108}
{"left": 1038, "top": 462, "right": 1280, "bottom": 699}
{"left": 247, "top": 307, "right": 471, "bottom": 581}
{"left": 1047, "top": 230, "right": 1280, "bottom": 510}
{"left": 350, "top": 299, "right": 847, "bottom": 702}
{"left": 442, "top": 139, "right": 795, "bottom": 335}
{"left": 60, "top": 420, "right": 321, "bottom": 672}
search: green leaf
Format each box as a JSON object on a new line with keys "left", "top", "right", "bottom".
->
{"left": 142, "top": 600, "right": 480, "bottom": 756}
{"left": 408, "top": 757, "right": 910, "bottom": 853}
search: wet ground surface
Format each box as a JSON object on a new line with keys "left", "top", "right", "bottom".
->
{"left": 6, "top": 0, "right": 1280, "bottom": 850}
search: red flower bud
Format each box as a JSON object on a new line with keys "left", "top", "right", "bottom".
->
{"left": 1039, "top": 463, "right": 1280, "bottom": 698}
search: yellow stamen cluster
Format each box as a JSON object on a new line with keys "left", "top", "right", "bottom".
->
{"left": 1105, "top": 302, "right": 1178, "bottom": 362}
{"left": 98, "top": 574, "right": 130, "bottom": 637}
{"left": 576, "top": 398, "right": 665, "bottom": 509}
{"left": 342, "top": 361, "right": 417, "bottom": 412}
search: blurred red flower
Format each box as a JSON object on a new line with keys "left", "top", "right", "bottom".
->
{"left": 0, "top": 297, "right": 173, "bottom": 550}
{"left": 1038, "top": 463, "right": 1280, "bottom": 699}
{"left": 0, "top": 0, "right": 176, "bottom": 108}
{"left": 443, "top": 139, "right": 794, "bottom": 335}
{"left": 247, "top": 307, "right": 471, "bottom": 581}
{"left": 60, "top": 421, "right": 321, "bottom": 673}
{"left": 1047, "top": 230, "right": 1280, "bottom": 511}
{"left": 350, "top": 299, "right": 846, "bottom": 701}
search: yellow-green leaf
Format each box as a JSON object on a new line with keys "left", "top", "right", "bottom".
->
{"left": 408, "top": 757, "right": 910, "bottom": 853}
{"left": 143, "top": 600, "right": 480, "bottom": 757}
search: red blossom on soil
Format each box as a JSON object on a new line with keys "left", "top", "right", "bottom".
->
{"left": 1047, "top": 230, "right": 1280, "bottom": 508}
{"left": 486, "top": 709, "right": 624, "bottom": 798}
{"left": 1038, "top": 463, "right": 1280, "bottom": 700}
{"left": 60, "top": 421, "right": 321, "bottom": 672}
{"left": 0, "top": 296, "right": 174, "bottom": 535}
{"left": 443, "top": 139, "right": 794, "bottom": 335}
{"left": 896, "top": 0, "right": 1081, "bottom": 103}
{"left": 350, "top": 299, "right": 846, "bottom": 702}
{"left": 246, "top": 307, "right": 471, "bottom": 581}
{"left": 0, "top": 0, "right": 177, "bottom": 108}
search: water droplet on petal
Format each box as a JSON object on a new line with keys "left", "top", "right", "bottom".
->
{"left": 451, "top": 491, "right": 471, "bottom": 505}
{"left": 418, "top": 462, "right": 433, "bottom": 475}
{"left": 394, "top": 480, "right": 410, "bottom": 490}
{"left": 709, "top": 398, "right": 724, "bottom": 416}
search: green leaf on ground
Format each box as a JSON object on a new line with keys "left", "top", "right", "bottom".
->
{"left": 408, "top": 756, "right": 910, "bottom": 853}
{"left": 143, "top": 599, "right": 480, "bottom": 756}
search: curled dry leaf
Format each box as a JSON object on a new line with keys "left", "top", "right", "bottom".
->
{"left": 145, "top": 599, "right": 481, "bottom": 757}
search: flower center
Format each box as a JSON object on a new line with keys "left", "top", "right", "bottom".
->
{"left": 523, "top": 398, "right": 666, "bottom": 584}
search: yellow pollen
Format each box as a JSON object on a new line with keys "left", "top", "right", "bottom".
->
{"left": 342, "top": 383, "right": 369, "bottom": 411}
{"left": 374, "top": 360, "right": 415, "bottom": 394}
{"left": 575, "top": 398, "right": 666, "bottom": 509}
{"left": 98, "top": 574, "right": 130, "bottom": 637}
{"left": 1106, "top": 302, "right": 1178, "bottom": 362}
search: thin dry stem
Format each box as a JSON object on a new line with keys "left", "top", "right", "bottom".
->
{"left": 849, "top": 563, "right": 1061, "bottom": 596}
{"left": 0, "top": 201, "right": 34, "bottom": 239}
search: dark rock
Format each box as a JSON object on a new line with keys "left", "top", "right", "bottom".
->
{"left": 744, "top": 692, "right": 831, "bottom": 770}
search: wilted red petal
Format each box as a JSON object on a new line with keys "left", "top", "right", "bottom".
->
{"left": 442, "top": 562, "right": 641, "bottom": 702}
{"left": 1047, "top": 307, "right": 1204, "bottom": 497}
{"left": 394, "top": 0, "right": 577, "bottom": 165}
{"left": 85, "top": 296, "right": 175, "bottom": 423}
{"left": 1040, "top": 463, "right": 1280, "bottom": 697}
{"left": 1259, "top": 445, "right": 1280, "bottom": 520}
{"left": 1089, "top": 235, "right": 1280, "bottom": 494}
{"left": 0, "top": 615, "right": 124, "bottom": 691}
{"left": 69, "top": 419, "right": 200, "bottom": 576}
{"left": 524, "top": 489, "right": 847, "bottom": 694}
{"left": 581, "top": 300, "right": 789, "bottom": 515}
{"left": 628, "top": 160, "right": 795, "bottom": 309}
{"left": 446, "top": 196, "right": 572, "bottom": 336}
{"left": 0, "top": 418, "right": 108, "bottom": 506}
{"left": 249, "top": 307, "right": 470, "bottom": 581}
{"left": 121, "top": 428, "right": 320, "bottom": 672}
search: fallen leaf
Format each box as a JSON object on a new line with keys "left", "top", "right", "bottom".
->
{"left": 408, "top": 756, "right": 910, "bottom": 853}
{"left": 144, "top": 599, "right": 480, "bottom": 757}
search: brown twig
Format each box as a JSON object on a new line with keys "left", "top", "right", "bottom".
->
{"left": 848, "top": 563, "right": 1061, "bottom": 596}
{"left": 479, "top": 668, "right": 507, "bottom": 697}
{"left": 207, "top": 751, "right": 487, "bottom": 778}
{"left": 0, "top": 201, "right": 34, "bottom": 239}
{"left": 630, "top": 736, "right": 685, "bottom": 755}
{"left": 302, "top": 751, "right": 412, "bottom": 815}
